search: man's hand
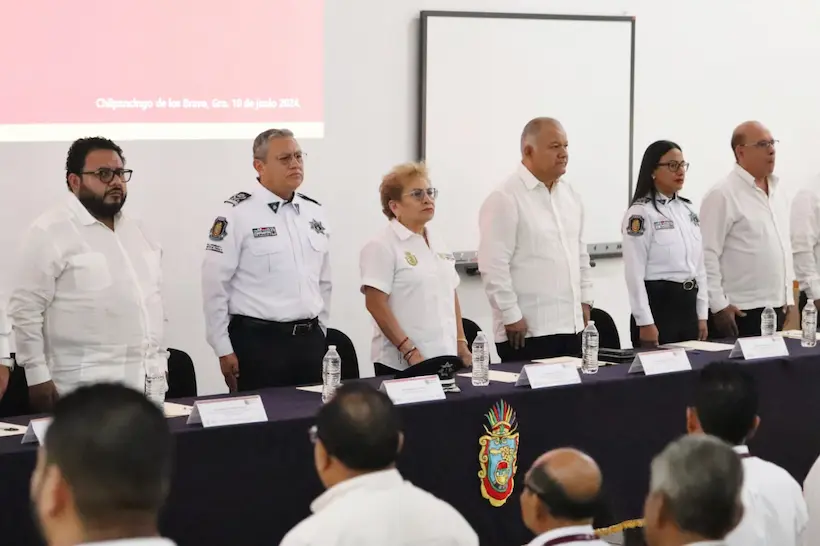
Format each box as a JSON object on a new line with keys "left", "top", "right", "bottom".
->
{"left": 457, "top": 341, "right": 472, "bottom": 368}
{"left": 29, "top": 381, "right": 58, "bottom": 413}
{"left": 0, "top": 366, "right": 9, "bottom": 402}
{"left": 219, "top": 353, "right": 240, "bottom": 392}
{"left": 505, "top": 318, "right": 528, "bottom": 351}
{"left": 582, "top": 303, "right": 591, "bottom": 326}
{"left": 639, "top": 324, "right": 660, "bottom": 348}
{"left": 698, "top": 320, "right": 708, "bottom": 341}
{"left": 714, "top": 305, "right": 746, "bottom": 338}
{"left": 407, "top": 350, "right": 425, "bottom": 366}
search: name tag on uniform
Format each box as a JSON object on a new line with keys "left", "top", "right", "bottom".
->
{"left": 654, "top": 220, "right": 675, "bottom": 230}
{"left": 252, "top": 227, "right": 277, "bottom": 238}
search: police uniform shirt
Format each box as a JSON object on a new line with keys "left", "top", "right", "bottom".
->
{"left": 524, "top": 524, "right": 608, "bottom": 546}
{"left": 359, "top": 219, "right": 459, "bottom": 371}
{"left": 622, "top": 194, "right": 708, "bottom": 326}
{"left": 790, "top": 174, "right": 820, "bottom": 300}
{"left": 201, "top": 183, "right": 332, "bottom": 358}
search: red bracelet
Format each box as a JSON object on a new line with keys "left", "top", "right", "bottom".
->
{"left": 403, "top": 347, "right": 418, "bottom": 360}
{"left": 397, "top": 337, "right": 410, "bottom": 350}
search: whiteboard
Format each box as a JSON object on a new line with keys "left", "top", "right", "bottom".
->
{"left": 420, "top": 11, "right": 635, "bottom": 253}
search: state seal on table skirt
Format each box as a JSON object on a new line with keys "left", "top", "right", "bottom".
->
{"left": 478, "top": 399, "right": 519, "bottom": 507}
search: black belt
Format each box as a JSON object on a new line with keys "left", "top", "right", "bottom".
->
{"left": 645, "top": 279, "right": 698, "bottom": 291}
{"left": 230, "top": 315, "right": 319, "bottom": 336}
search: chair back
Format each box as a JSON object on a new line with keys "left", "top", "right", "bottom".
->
{"left": 461, "top": 318, "right": 482, "bottom": 347}
{"left": 0, "top": 356, "right": 29, "bottom": 418}
{"left": 167, "top": 348, "right": 197, "bottom": 398}
{"left": 327, "top": 328, "right": 360, "bottom": 380}
{"left": 590, "top": 308, "right": 620, "bottom": 349}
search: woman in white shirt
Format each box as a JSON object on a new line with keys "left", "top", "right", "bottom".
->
{"left": 622, "top": 140, "right": 708, "bottom": 347}
{"left": 360, "top": 162, "right": 471, "bottom": 375}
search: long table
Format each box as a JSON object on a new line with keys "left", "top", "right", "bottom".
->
{"left": 2, "top": 339, "right": 820, "bottom": 546}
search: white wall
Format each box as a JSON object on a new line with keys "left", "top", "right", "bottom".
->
{"left": 1, "top": 0, "right": 819, "bottom": 395}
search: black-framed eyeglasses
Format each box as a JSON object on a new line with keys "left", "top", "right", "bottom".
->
{"left": 741, "top": 139, "right": 779, "bottom": 150}
{"left": 657, "top": 161, "right": 689, "bottom": 173}
{"left": 404, "top": 187, "right": 438, "bottom": 201}
{"left": 308, "top": 425, "right": 318, "bottom": 444}
{"left": 80, "top": 168, "right": 133, "bottom": 184}
{"left": 276, "top": 152, "right": 306, "bottom": 165}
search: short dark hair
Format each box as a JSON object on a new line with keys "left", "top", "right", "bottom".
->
{"left": 526, "top": 464, "right": 603, "bottom": 520}
{"left": 44, "top": 383, "right": 172, "bottom": 525}
{"left": 65, "top": 137, "right": 125, "bottom": 190}
{"left": 315, "top": 382, "right": 401, "bottom": 471}
{"left": 730, "top": 130, "right": 746, "bottom": 161}
{"left": 693, "top": 362, "right": 758, "bottom": 445}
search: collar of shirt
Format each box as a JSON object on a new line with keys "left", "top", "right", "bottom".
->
{"left": 683, "top": 542, "right": 727, "bottom": 546}
{"left": 390, "top": 218, "right": 434, "bottom": 243}
{"left": 310, "top": 468, "right": 403, "bottom": 514}
{"left": 525, "top": 524, "right": 597, "bottom": 546}
{"left": 78, "top": 538, "right": 176, "bottom": 546}
{"left": 258, "top": 181, "right": 301, "bottom": 215}
{"left": 518, "top": 163, "right": 562, "bottom": 191}
{"left": 733, "top": 163, "right": 779, "bottom": 189}
{"left": 64, "top": 192, "right": 124, "bottom": 227}
{"left": 654, "top": 193, "right": 677, "bottom": 205}
{"left": 733, "top": 444, "right": 751, "bottom": 457}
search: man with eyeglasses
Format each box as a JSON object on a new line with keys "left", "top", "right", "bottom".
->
{"left": 202, "top": 128, "right": 331, "bottom": 392}
{"left": 8, "top": 137, "right": 167, "bottom": 412}
{"left": 478, "top": 117, "right": 594, "bottom": 362}
{"left": 700, "top": 121, "right": 794, "bottom": 338}
{"left": 519, "top": 448, "right": 609, "bottom": 546}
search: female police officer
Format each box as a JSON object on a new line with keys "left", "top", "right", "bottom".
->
{"left": 622, "top": 140, "right": 708, "bottom": 347}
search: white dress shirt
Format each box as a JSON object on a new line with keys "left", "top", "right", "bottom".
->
{"left": 726, "top": 445, "right": 807, "bottom": 546}
{"left": 78, "top": 538, "right": 176, "bottom": 546}
{"left": 201, "top": 182, "right": 332, "bottom": 357}
{"left": 699, "top": 164, "right": 794, "bottom": 312}
{"left": 0, "top": 302, "right": 12, "bottom": 368}
{"left": 790, "top": 175, "right": 820, "bottom": 299}
{"left": 524, "top": 524, "right": 608, "bottom": 546}
{"left": 478, "top": 164, "right": 593, "bottom": 342}
{"left": 801, "top": 450, "right": 820, "bottom": 545}
{"left": 280, "top": 469, "right": 478, "bottom": 546}
{"left": 8, "top": 194, "right": 167, "bottom": 394}
{"left": 622, "top": 194, "right": 708, "bottom": 325}
{"left": 360, "top": 220, "right": 459, "bottom": 370}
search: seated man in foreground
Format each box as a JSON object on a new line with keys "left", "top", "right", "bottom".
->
{"left": 30, "top": 383, "right": 176, "bottom": 546}
{"left": 280, "top": 382, "right": 478, "bottom": 546}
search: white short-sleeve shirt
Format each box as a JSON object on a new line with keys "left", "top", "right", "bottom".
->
{"left": 360, "top": 220, "right": 459, "bottom": 370}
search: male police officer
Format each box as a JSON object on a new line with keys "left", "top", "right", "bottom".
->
{"left": 202, "top": 129, "right": 331, "bottom": 391}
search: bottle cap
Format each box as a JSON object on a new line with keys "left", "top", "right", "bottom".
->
{"left": 329, "top": 345, "right": 336, "bottom": 350}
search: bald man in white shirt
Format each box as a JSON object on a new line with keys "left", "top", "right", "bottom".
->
{"left": 478, "top": 118, "right": 593, "bottom": 362}
{"left": 700, "top": 121, "right": 793, "bottom": 338}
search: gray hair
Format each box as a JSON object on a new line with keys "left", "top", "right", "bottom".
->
{"left": 520, "top": 117, "right": 562, "bottom": 153}
{"left": 649, "top": 435, "right": 743, "bottom": 539}
{"left": 252, "top": 128, "right": 295, "bottom": 161}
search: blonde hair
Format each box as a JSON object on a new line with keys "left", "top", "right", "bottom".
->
{"left": 379, "top": 162, "right": 429, "bottom": 219}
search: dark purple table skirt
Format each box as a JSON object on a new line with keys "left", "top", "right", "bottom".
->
{"left": 3, "top": 339, "right": 820, "bottom": 546}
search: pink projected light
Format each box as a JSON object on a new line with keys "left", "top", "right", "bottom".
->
{"left": 0, "top": 0, "right": 323, "bottom": 141}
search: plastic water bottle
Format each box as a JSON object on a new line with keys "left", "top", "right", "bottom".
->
{"left": 144, "top": 361, "right": 167, "bottom": 409}
{"left": 581, "top": 321, "right": 599, "bottom": 375}
{"left": 761, "top": 306, "right": 776, "bottom": 337}
{"left": 471, "top": 332, "right": 490, "bottom": 387}
{"left": 802, "top": 300, "right": 817, "bottom": 347}
{"left": 322, "top": 346, "right": 341, "bottom": 403}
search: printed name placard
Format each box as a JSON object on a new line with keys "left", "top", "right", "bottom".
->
{"left": 379, "top": 375, "right": 446, "bottom": 405}
{"left": 186, "top": 395, "right": 268, "bottom": 428}
{"left": 729, "top": 336, "right": 789, "bottom": 361}
{"left": 21, "top": 417, "right": 52, "bottom": 445}
{"left": 515, "top": 361, "right": 581, "bottom": 389}
{"left": 628, "top": 348, "right": 691, "bottom": 375}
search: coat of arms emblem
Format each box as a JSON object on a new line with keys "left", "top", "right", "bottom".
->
{"left": 478, "top": 399, "right": 519, "bottom": 507}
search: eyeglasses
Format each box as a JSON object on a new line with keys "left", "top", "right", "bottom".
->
{"left": 308, "top": 425, "right": 318, "bottom": 444}
{"left": 276, "top": 152, "right": 306, "bottom": 165}
{"left": 80, "top": 168, "right": 133, "bottom": 183}
{"left": 404, "top": 187, "right": 439, "bottom": 201}
{"left": 741, "top": 140, "right": 779, "bottom": 150}
{"left": 657, "top": 161, "right": 689, "bottom": 173}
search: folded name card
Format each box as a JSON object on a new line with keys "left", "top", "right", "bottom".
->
{"left": 628, "top": 348, "right": 691, "bottom": 375}
{"left": 187, "top": 395, "right": 268, "bottom": 428}
{"left": 515, "top": 360, "right": 581, "bottom": 389}
{"left": 22, "top": 417, "right": 52, "bottom": 445}
{"left": 163, "top": 402, "right": 194, "bottom": 418}
{"left": 379, "top": 375, "right": 446, "bottom": 405}
{"left": 729, "top": 336, "right": 789, "bottom": 360}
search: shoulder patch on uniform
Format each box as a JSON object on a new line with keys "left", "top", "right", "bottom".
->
{"left": 297, "top": 193, "right": 321, "bottom": 206}
{"left": 209, "top": 217, "right": 228, "bottom": 241}
{"left": 689, "top": 210, "right": 700, "bottom": 226}
{"left": 633, "top": 197, "right": 651, "bottom": 205}
{"left": 678, "top": 195, "right": 692, "bottom": 203}
{"left": 626, "top": 215, "right": 645, "bottom": 236}
{"left": 224, "top": 192, "right": 252, "bottom": 207}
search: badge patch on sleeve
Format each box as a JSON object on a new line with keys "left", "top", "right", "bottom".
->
{"left": 252, "top": 227, "right": 277, "bottom": 238}
{"left": 653, "top": 220, "right": 675, "bottom": 230}
{"left": 205, "top": 243, "right": 223, "bottom": 253}
{"left": 626, "top": 215, "right": 645, "bottom": 236}
{"left": 209, "top": 217, "right": 228, "bottom": 241}
{"left": 689, "top": 211, "right": 700, "bottom": 226}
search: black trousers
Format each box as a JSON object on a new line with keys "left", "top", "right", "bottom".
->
{"left": 496, "top": 333, "right": 581, "bottom": 363}
{"left": 229, "top": 315, "right": 326, "bottom": 390}
{"left": 630, "top": 280, "right": 699, "bottom": 347}
{"left": 707, "top": 306, "right": 786, "bottom": 338}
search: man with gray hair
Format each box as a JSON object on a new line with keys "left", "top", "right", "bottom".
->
{"left": 201, "top": 129, "right": 331, "bottom": 391}
{"left": 643, "top": 435, "right": 744, "bottom": 546}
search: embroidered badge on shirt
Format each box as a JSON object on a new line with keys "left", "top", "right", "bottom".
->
{"left": 654, "top": 220, "right": 675, "bottom": 230}
{"left": 252, "top": 227, "right": 277, "bottom": 238}
{"left": 224, "top": 192, "right": 251, "bottom": 207}
{"left": 626, "top": 215, "right": 645, "bottom": 236}
{"left": 209, "top": 217, "right": 228, "bottom": 241}
{"left": 309, "top": 219, "right": 326, "bottom": 235}
{"left": 268, "top": 202, "right": 280, "bottom": 214}
{"left": 404, "top": 251, "right": 418, "bottom": 266}
{"left": 205, "top": 243, "right": 223, "bottom": 253}
{"left": 689, "top": 211, "right": 700, "bottom": 226}
{"left": 478, "top": 400, "right": 520, "bottom": 508}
